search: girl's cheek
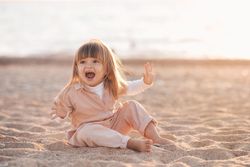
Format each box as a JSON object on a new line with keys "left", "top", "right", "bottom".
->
{"left": 77, "top": 66, "right": 84, "bottom": 74}
{"left": 95, "top": 64, "right": 104, "bottom": 70}
{"left": 78, "top": 64, "right": 85, "bottom": 69}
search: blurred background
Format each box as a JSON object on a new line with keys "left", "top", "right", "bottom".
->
{"left": 0, "top": 0, "right": 250, "bottom": 59}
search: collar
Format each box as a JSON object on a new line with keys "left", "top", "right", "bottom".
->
{"left": 74, "top": 82, "right": 104, "bottom": 91}
{"left": 85, "top": 82, "right": 104, "bottom": 93}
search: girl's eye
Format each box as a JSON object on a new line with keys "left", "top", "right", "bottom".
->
{"left": 93, "top": 60, "right": 100, "bottom": 63}
{"left": 79, "top": 60, "right": 85, "bottom": 64}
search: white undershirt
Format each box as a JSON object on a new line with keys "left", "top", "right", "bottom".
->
{"left": 86, "top": 78, "right": 152, "bottom": 99}
{"left": 85, "top": 82, "right": 105, "bottom": 99}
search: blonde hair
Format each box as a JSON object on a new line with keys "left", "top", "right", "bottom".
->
{"left": 65, "top": 39, "right": 127, "bottom": 99}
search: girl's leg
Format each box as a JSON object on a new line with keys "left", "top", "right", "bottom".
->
{"left": 145, "top": 122, "right": 183, "bottom": 151}
{"left": 69, "top": 123, "right": 151, "bottom": 152}
{"left": 111, "top": 100, "right": 156, "bottom": 135}
{"left": 111, "top": 100, "right": 181, "bottom": 151}
{"left": 111, "top": 100, "right": 155, "bottom": 151}
{"left": 144, "top": 121, "right": 174, "bottom": 144}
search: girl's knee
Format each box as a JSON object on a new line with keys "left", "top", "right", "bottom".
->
{"left": 121, "top": 100, "right": 146, "bottom": 116}
{"left": 124, "top": 100, "right": 141, "bottom": 109}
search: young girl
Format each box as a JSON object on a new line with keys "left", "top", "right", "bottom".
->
{"left": 51, "top": 39, "right": 175, "bottom": 152}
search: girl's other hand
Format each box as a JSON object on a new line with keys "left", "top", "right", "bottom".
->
{"left": 143, "top": 62, "right": 154, "bottom": 85}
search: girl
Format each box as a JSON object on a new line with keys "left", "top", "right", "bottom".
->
{"left": 51, "top": 39, "right": 175, "bottom": 152}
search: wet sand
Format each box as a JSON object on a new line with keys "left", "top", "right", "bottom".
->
{"left": 0, "top": 58, "right": 250, "bottom": 167}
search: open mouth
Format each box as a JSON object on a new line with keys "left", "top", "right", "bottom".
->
{"left": 85, "top": 72, "right": 95, "bottom": 79}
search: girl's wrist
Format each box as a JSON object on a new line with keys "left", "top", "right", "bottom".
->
{"left": 142, "top": 77, "right": 153, "bottom": 86}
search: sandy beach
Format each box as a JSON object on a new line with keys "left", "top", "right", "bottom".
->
{"left": 0, "top": 58, "right": 250, "bottom": 167}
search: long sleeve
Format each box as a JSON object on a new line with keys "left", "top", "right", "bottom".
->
{"left": 126, "top": 78, "right": 153, "bottom": 96}
{"left": 50, "top": 89, "right": 74, "bottom": 120}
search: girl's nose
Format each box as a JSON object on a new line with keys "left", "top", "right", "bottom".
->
{"left": 85, "top": 62, "right": 94, "bottom": 68}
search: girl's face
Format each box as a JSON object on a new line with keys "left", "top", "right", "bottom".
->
{"left": 77, "top": 57, "right": 106, "bottom": 87}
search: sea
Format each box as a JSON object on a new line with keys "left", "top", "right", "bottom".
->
{"left": 1, "top": 0, "right": 250, "bottom": 59}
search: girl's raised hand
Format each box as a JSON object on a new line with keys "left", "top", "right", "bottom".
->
{"left": 143, "top": 62, "right": 154, "bottom": 85}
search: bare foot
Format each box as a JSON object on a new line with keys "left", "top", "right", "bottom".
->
{"left": 127, "top": 138, "right": 153, "bottom": 152}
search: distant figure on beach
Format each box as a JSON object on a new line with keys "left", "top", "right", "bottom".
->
{"left": 50, "top": 39, "right": 176, "bottom": 152}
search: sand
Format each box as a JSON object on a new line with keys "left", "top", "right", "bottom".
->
{"left": 0, "top": 59, "right": 250, "bottom": 167}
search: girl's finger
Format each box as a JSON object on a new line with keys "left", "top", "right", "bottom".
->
{"left": 148, "top": 62, "right": 152, "bottom": 72}
{"left": 145, "top": 62, "right": 152, "bottom": 73}
{"left": 144, "top": 63, "right": 149, "bottom": 75}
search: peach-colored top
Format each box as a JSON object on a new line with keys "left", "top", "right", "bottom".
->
{"left": 51, "top": 83, "right": 117, "bottom": 129}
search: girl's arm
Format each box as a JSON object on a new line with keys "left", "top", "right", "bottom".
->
{"left": 126, "top": 62, "right": 154, "bottom": 96}
{"left": 50, "top": 88, "right": 73, "bottom": 120}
